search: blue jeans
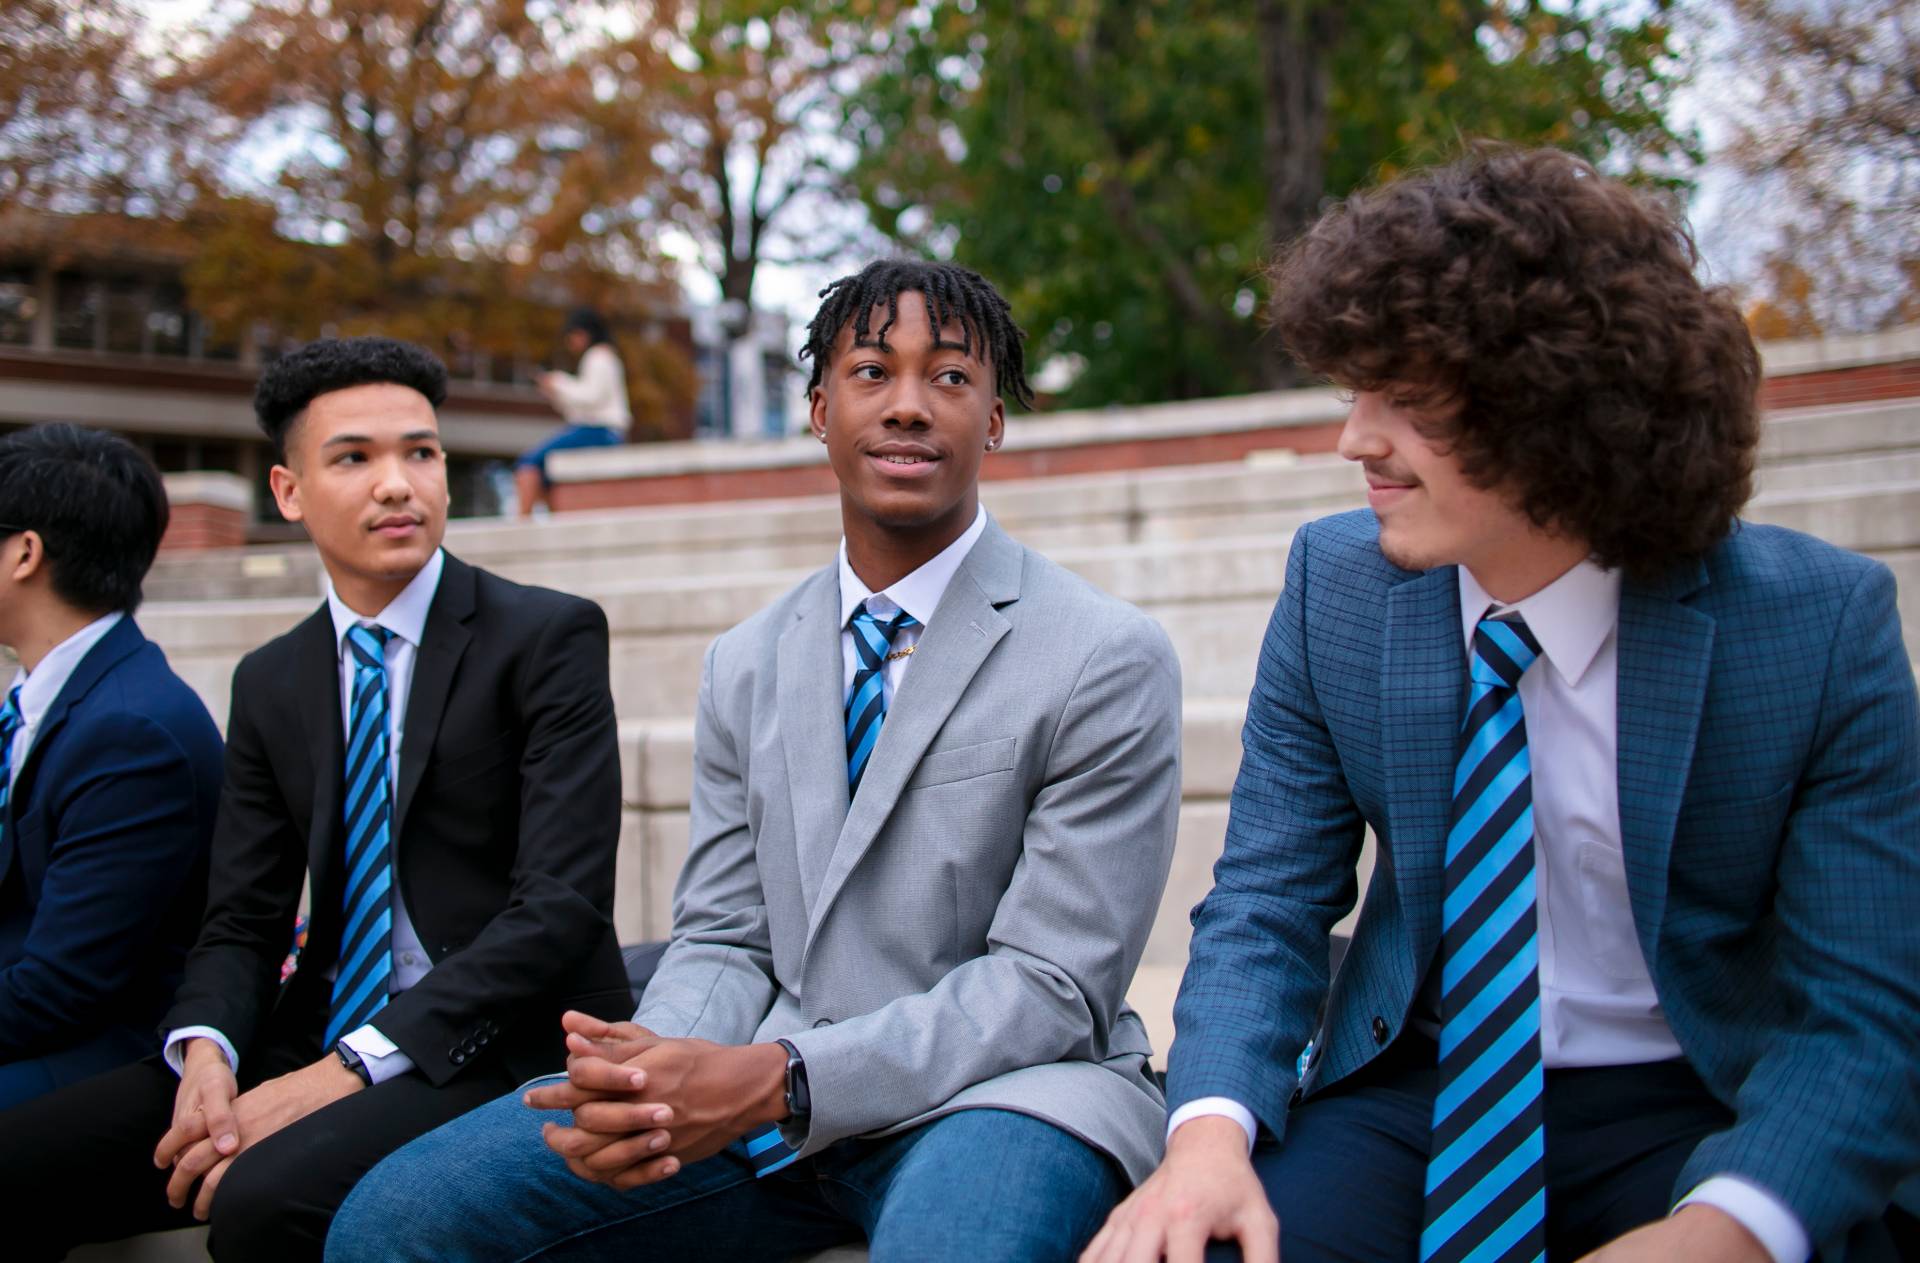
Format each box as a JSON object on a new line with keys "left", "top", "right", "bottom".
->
{"left": 327, "top": 1084, "right": 1126, "bottom": 1263}
{"left": 516, "top": 424, "right": 621, "bottom": 484}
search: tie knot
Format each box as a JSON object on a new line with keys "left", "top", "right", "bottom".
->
{"left": 850, "top": 604, "right": 919, "bottom": 647}
{"left": 0, "top": 684, "right": 20, "bottom": 737}
{"left": 1470, "top": 614, "right": 1541, "bottom": 690}
{"left": 346, "top": 624, "right": 392, "bottom": 671}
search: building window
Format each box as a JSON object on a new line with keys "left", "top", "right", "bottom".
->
{"left": 54, "top": 272, "right": 99, "bottom": 350}
{"left": 149, "top": 283, "right": 190, "bottom": 356}
{"left": 103, "top": 277, "right": 148, "bottom": 354}
{"left": 0, "top": 269, "right": 33, "bottom": 346}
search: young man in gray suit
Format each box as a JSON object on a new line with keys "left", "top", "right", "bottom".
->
{"left": 328, "top": 261, "right": 1184, "bottom": 1262}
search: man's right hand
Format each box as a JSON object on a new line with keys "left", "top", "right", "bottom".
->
{"left": 1081, "top": 1115, "right": 1278, "bottom": 1263}
{"left": 152, "top": 1037, "right": 240, "bottom": 1175}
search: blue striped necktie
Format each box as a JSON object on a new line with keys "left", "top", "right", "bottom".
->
{"left": 845, "top": 604, "right": 919, "bottom": 797}
{"left": 327, "top": 623, "right": 395, "bottom": 1048}
{"left": 1421, "top": 613, "right": 1547, "bottom": 1263}
{"left": 0, "top": 685, "right": 23, "bottom": 839}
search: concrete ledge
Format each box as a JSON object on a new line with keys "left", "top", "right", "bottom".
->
{"left": 1759, "top": 324, "right": 1920, "bottom": 376}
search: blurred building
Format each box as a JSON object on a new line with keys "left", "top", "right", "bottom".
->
{"left": 0, "top": 209, "right": 790, "bottom": 537}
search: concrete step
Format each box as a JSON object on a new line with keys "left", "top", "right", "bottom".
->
{"left": 141, "top": 396, "right": 1920, "bottom": 602}
{"left": 142, "top": 485, "right": 1920, "bottom": 726}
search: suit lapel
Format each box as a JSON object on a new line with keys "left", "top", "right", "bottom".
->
{"left": 295, "top": 606, "right": 346, "bottom": 886}
{"left": 1381, "top": 565, "right": 1466, "bottom": 979}
{"left": 393, "top": 555, "right": 475, "bottom": 840}
{"left": 805, "top": 522, "right": 1021, "bottom": 949}
{"left": 1614, "top": 557, "right": 1713, "bottom": 974}
{"left": 777, "top": 568, "right": 852, "bottom": 911}
{"left": 1, "top": 617, "right": 146, "bottom": 886}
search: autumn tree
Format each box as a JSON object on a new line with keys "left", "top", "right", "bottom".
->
{"left": 0, "top": 0, "right": 170, "bottom": 216}
{"left": 843, "top": 0, "right": 1696, "bottom": 406}
{"left": 1709, "top": 0, "right": 1920, "bottom": 335}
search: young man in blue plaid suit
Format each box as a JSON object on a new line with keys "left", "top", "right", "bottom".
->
{"left": 1087, "top": 146, "right": 1920, "bottom": 1263}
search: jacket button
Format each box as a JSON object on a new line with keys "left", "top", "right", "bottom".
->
{"left": 1371, "top": 1016, "right": 1389, "bottom": 1045}
{"left": 450, "top": 1049, "right": 467, "bottom": 1065}
{"left": 812, "top": 1018, "right": 832, "bottom": 1028}
{"left": 1289, "top": 1088, "right": 1303, "bottom": 1107}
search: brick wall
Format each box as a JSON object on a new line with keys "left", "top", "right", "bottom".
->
{"left": 161, "top": 502, "right": 250, "bottom": 552}
{"left": 549, "top": 349, "right": 1920, "bottom": 515}
{"left": 1758, "top": 360, "right": 1920, "bottom": 411}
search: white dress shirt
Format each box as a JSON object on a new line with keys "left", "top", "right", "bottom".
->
{"left": 547, "top": 343, "right": 631, "bottom": 431}
{"left": 6, "top": 612, "right": 124, "bottom": 787}
{"left": 165, "top": 550, "right": 447, "bottom": 1086}
{"left": 1170, "top": 559, "right": 1808, "bottom": 1262}
{"left": 836, "top": 506, "right": 988, "bottom": 701}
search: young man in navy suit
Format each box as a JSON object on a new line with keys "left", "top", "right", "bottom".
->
{"left": 0, "top": 337, "right": 632, "bottom": 1260}
{"left": 1089, "top": 146, "right": 1919, "bottom": 1263}
{"left": 0, "top": 424, "right": 224, "bottom": 1110}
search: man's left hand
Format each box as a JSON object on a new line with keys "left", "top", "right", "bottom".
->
{"left": 164, "top": 1053, "right": 366, "bottom": 1219}
{"left": 527, "top": 1034, "right": 787, "bottom": 1190}
{"left": 1579, "top": 1204, "right": 1771, "bottom": 1263}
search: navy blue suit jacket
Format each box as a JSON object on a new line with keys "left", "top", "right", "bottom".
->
{"left": 1168, "top": 511, "right": 1920, "bottom": 1258}
{"left": 0, "top": 617, "right": 224, "bottom": 1061}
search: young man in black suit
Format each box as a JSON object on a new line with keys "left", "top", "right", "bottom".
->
{"left": 0, "top": 337, "right": 633, "bottom": 1260}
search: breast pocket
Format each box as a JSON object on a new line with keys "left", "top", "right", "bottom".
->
{"left": 903, "top": 737, "right": 1018, "bottom": 791}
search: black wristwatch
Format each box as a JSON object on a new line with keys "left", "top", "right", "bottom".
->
{"left": 334, "top": 1040, "right": 374, "bottom": 1087}
{"left": 775, "top": 1038, "right": 810, "bottom": 1125}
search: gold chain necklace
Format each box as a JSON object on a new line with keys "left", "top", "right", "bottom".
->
{"left": 884, "top": 645, "right": 916, "bottom": 662}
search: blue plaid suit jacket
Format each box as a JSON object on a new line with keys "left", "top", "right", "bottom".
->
{"left": 1166, "top": 509, "right": 1920, "bottom": 1256}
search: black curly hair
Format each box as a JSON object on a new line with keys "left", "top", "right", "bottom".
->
{"left": 801, "top": 260, "right": 1033, "bottom": 408}
{"left": 253, "top": 336, "right": 449, "bottom": 463}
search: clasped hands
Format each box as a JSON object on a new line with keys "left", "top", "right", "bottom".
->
{"left": 151, "top": 1036, "right": 365, "bottom": 1219}
{"left": 523, "top": 1010, "right": 789, "bottom": 1191}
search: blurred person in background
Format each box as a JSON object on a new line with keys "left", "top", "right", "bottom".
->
{"left": 0, "top": 424, "right": 223, "bottom": 1111}
{"left": 517, "top": 307, "right": 631, "bottom": 519}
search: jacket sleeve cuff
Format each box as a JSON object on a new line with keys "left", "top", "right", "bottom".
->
{"left": 163, "top": 1026, "right": 239, "bottom": 1077}
{"left": 1167, "top": 1097, "right": 1257, "bottom": 1155}
{"left": 339, "top": 1024, "right": 416, "bottom": 1085}
{"left": 1676, "top": 1175, "right": 1811, "bottom": 1263}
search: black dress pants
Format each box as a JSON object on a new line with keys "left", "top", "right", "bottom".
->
{"left": 0, "top": 1020, "right": 517, "bottom": 1263}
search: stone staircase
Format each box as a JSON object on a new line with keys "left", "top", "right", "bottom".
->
{"left": 134, "top": 396, "right": 1920, "bottom": 1061}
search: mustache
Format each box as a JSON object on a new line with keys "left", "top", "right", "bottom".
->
{"left": 1363, "top": 462, "right": 1421, "bottom": 486}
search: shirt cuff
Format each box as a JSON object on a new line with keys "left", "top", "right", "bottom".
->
{"left": 339, "top": 1024, "right": 415, "bottom": 1085}
{"left": 1166, "top": 1097, "right": 1257, "bottom": 1155}
{"left": 162, "top": 1027, "right": 239, "bottom": 1077}
{"left": 1676, "top": 1175, "right": 1810, "bottom": 1263}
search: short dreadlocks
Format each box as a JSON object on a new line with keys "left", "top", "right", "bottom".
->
{"left": 801, "top": 260, "right": 1033, "bottom": 409}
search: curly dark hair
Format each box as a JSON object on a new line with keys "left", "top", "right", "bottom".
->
{"left": 1271, "top": 144, "right": 1760, "bottom": 578}
{"left": 253, "top": 336, "right": 449, "bottom": 463}
{"left": 801, "top": 259, "right": 1034, "bottom": 408}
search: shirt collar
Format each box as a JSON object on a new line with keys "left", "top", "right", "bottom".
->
{"left": 1457, "top": 558, "right": 1620, "bottom": 689}
{"left": 837, "top": 506, "right": 989, "bottom": 629}
{"left": 8, "top": 611, "right": 125, "bottom": 725}
{"left": 326, "top": 548, "right": 446, "bottom": 656}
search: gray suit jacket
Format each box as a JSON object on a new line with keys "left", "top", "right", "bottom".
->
{"left": 635, "top": 517, "right": 1182, "bottom": 1182}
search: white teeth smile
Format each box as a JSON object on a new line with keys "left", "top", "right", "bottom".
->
{"left": 877, "top": 454, "right": 933, "bottom": 464}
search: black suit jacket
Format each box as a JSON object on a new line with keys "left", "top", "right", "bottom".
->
{"left": 163, "top": 553, "right": 631, "bottom": 1085}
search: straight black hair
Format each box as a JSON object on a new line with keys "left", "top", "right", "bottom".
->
{"left": 563, "top": 308, "right": 613, "bottom": 349}
{"left": 0, "top": 423, "right": 170, "bottom": 615}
